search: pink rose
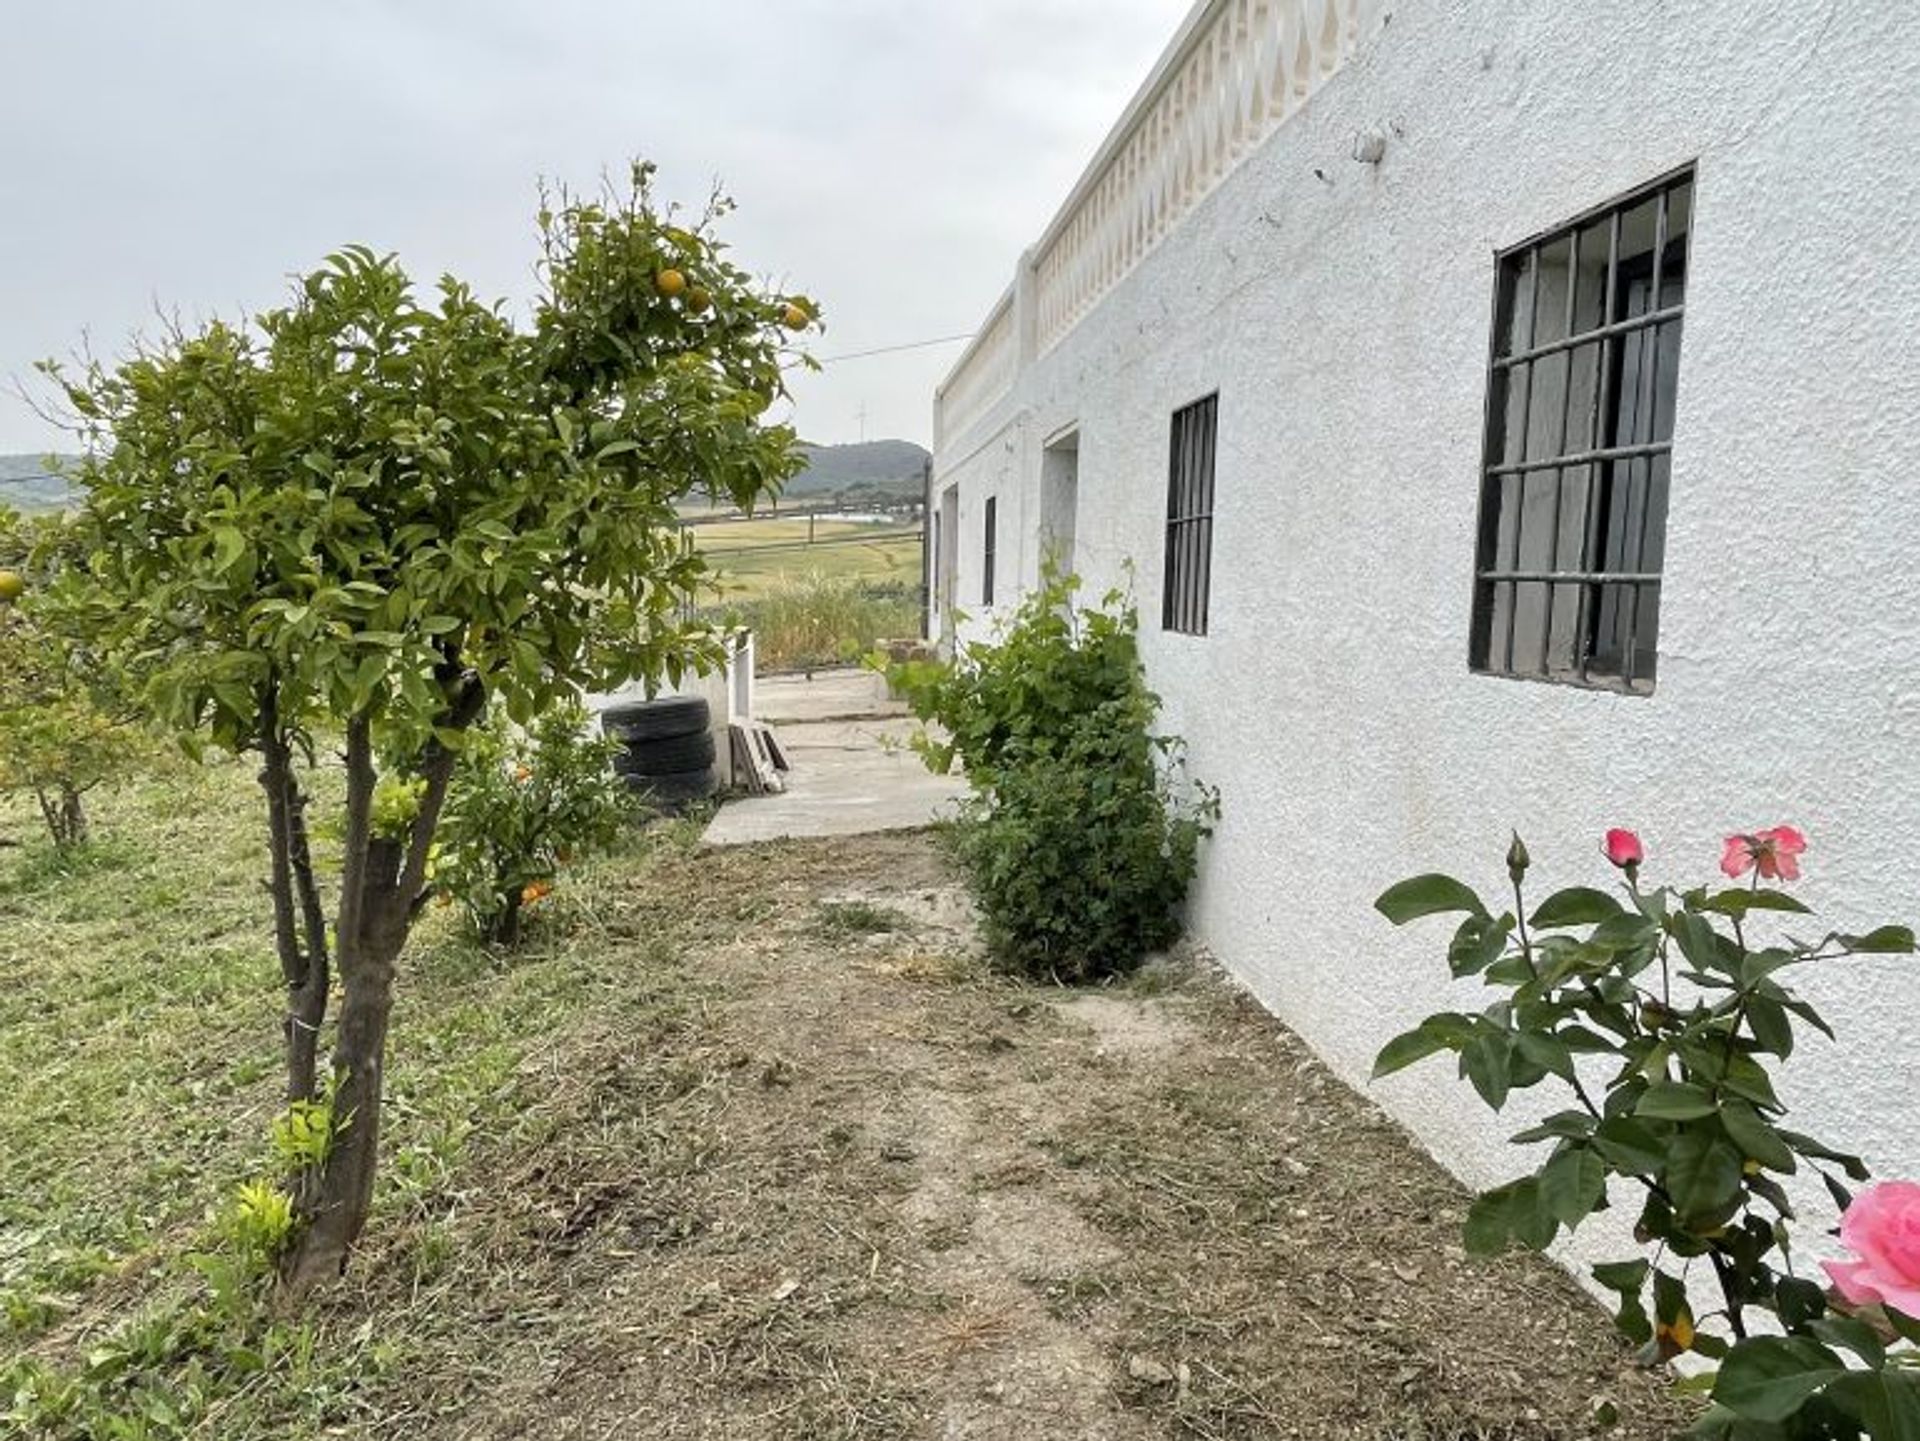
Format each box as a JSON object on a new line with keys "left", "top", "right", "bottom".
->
{"left": 1823, "top": 1181, "right": 1920, "bottom": 1319}
{"left": 1720, "top": 825, "right": 1807, "bottom": 882}
{"left": 1604, "top": 829, "right": 1644, "bottom": 869}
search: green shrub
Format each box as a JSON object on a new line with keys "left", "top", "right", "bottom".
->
{"left": 890, "top": 566, "right": 1216, "bottom": 982}
{"left": 433, "top": 702, "right": 632, "bottom": 944}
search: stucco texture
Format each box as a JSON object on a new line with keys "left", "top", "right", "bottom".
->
{"left": 933, "top": 0, "right": 1920, "bottom": 1274}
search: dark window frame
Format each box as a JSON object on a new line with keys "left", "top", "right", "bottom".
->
{"left": 982, "top": 495, "right": 997, "bottom": 606}
{"left": 1469, "top": 166, "right": 1694, "bottom": 694}
{"left": 1162, "top": 393, "right": 1218, "bottom": 636}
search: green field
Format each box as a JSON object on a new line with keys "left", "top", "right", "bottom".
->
{"left": 690, "top": 516, "right": 922, "bottom": 600}
{"left": 683, "top": 516, "right": 924, "bottom": 670}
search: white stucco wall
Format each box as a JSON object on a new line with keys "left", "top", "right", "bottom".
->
{"left": 933, "top": 0, "right": 1920, "bottom": 1254}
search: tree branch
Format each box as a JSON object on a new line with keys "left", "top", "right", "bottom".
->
{"left": 336, "top": 716, "right": 376, "bottom": 960}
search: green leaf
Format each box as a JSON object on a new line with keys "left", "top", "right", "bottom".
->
{"left": 1672, "top": 911, "right": 1730, "bottom": 972}
{"left": 1447, "top": 913, "right": 1513, "bottom": 978}
{"left": 1710, "top": 1336, "right": 1847, "bottom": 1423}
{"left": 1806, "top": 1315, "right": 1884, "bottom": 1369}
{"left": 1463, "top": 1178, "right": 1549, "bottom": 1256}
{"left": 1886, "top": 1305, "right": 1920, "bottom": 1346}
{"left": 1636, "top": 1081, "right": 1720, "bottom": 1121}
{"left": 1461, "top": 1029, "right": 1513, "bottom": 1110}
{"left": 1719, "top": 1100, "right": 1797, "bottom": 1174}
{"left": 1666, "top": 1130, "right": 1744, "bottom": 1226}
{"left": 1777, "top": 1130, "right": 1870, "bottom": 1182}
{"left": 1528, "top": 886, "right": 1624, "bottom": 929}
{"left": 1375, "top": 874, "right": 1487, "bottom": 925}
{"left": 1514, "top": 1029, "right": 1575, "bottom": 1082}
{"left": 1840, "top": 925, "right": 1917, "bottom": 954}
{"left": 211, "top": 526, "right": 247, "bottom": 574}
{"left": 1773, "top": 1276, "right": 1826, "bottom": 1329}
{"left": 1593, "top": 1116, "right": 1667, "bottom": 1174}
{"left": 1653, "top": 1267, "right": 1689, "bottom": 1326}
{"left": 1780, "top": 995, "right": 1835, "bottom": 1041}
{"left": 1592, "top": 1258, "right": 1649, "bottom": 1293}
{"left": 1744, "top": 995, "right": 1794, "bottom": 1059}
{"left": 1511, "top": 1110, "right": 1596, "bottom": 1144}
{"left": 1827, "top": 1371, "right": 1920, "bottom": 1441}
{"left": 1371, "top": 1014, "right": 1473, "bottom": 1079}
{"left": 1701, "top": 887, "right": 1812, "bottom": 917}
{"left": 1538, "top": 1146, "right": 1606, "bottom": 1226}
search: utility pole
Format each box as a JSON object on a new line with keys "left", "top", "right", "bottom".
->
{"left": 855, "top": 404, "right": 868, "bottom": 443}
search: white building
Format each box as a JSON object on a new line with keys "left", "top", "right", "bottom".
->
{"left": 931, "top": 0, "right": 1920, "bottom": 1219}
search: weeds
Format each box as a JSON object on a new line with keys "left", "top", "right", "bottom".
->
{"left": 713, "top": 572, "right": 920, "bottom": 674}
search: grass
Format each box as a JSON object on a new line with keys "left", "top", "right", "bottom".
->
{"left": 1, "top": 768, "right": 1695, "bottom": 1439}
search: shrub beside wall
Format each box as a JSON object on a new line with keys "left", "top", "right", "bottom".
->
{"left": 889, "top": 568, "right": 1217, "bottom": 982}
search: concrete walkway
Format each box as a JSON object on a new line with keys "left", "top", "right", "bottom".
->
{"left": 701, "top": 671, "right": 969, "bottom": 846}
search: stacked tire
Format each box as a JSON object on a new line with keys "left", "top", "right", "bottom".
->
{"left": 600, "top": 696, "right": 717, "bottom": 811}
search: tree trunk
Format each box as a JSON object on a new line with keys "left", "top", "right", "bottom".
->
{"left": 279, "top": 678, "right": 484, "bottom": 1302}
{"left": 34, "top": 784, "right": 89, "bottom": 849}
{"left": 286, "top": 782, "right": 331, "bottom": 1095}
{"left": 58, "top": 785, "right": 88, "bottom": 847}
{"left": 281, "top": 888, "right": 399, "bottom": 1298}
{"left": 487, "top": 892, "right": 523, "bottom": 946}
{"left": 260, "top": 692, "right": 328, "bottom": 1104}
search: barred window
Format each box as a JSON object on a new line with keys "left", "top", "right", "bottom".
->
{"left": 982, "top": 495, "right": 997, "bottom": 605}
{"left": 1470, "top": 169, "right": 1693, "bottom": 693}
{"left": 1163, "top": 393, "right": 1217, "bottom": 635}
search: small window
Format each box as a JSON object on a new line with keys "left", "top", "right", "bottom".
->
{"left": 1163, "top": 394, "right": 1217, "bottom": 635}
{"left": 1470, "top": 169, "right": 1693, "bottom": 693}
{"left": 982, "top": 495, "right": 997, "bottom": 606}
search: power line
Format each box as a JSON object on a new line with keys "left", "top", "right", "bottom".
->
{"left": 815, "top": 332, "right": 976, "bottom": 365}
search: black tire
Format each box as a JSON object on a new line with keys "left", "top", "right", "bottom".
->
{"left": 613, "top": 729, "right": 717, "bottom": 776}
{"left": 623, "top": 766, "right": 716, "bottom": 809}
{"left": 600, "top": 695, "right": 710, "bottom": 742}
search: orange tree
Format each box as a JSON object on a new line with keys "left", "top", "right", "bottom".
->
{"left": 49, "top": 164, "right": 814, "bottom": 1298}
{"left": 0, "top": 506, "right": 149, "bottom": 848}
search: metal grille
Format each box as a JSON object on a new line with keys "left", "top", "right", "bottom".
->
{"left": 1470, "top": 169, "right": 1693, "bottom": 693}
{"left": 982, "top": 495, "right": 997, "bottom": 605}
{"left": 1163, "top": 393, "right": 1217, "bottom": 635}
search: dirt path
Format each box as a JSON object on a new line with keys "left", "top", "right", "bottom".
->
{"left": 379, "top": 832, "right": 1685, "bottom": 1440}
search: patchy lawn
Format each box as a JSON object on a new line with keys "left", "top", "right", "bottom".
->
{"left": 1, "top": 767, "right": 1691, "bottom": 1438}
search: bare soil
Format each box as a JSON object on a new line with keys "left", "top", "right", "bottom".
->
{"left": 335, "top": 831, "right": 1690, "bottom": 1439}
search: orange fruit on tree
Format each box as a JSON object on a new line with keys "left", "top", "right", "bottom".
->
{"left": 781, "top": 301, "right": 811, "bottom": 330}
{"left": 656, "top": 268, "right": 687, "bottom": 298}
{"left": 0, "top": 570, "right": 24, "bottom": 603}
{"left": 685, "top": 286, "right": 711, "bottom": 314}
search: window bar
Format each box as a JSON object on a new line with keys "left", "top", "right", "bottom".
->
{"left": 1182, "top": 410, "right": 1198, "bottom": 629}
{"left": 1178, "top": 412, "right": 1193, "bottom": 634}
{"left": 1620, "top": 186, "right": 1672, "bottom": 690}
{"left": 1573, "top": 209, "right": 1623, "bottom": 684}
{"left": 1163, "top": 413, "right": 1183, "bottom": 630}
{"left": 1490, "top": 305, "right": 1685, "bottom": 370}
{"left": 1502, "top": 246, "right": 1542, "bottom": 675}
{"left": 1540, "top": 227, "right": 1582, "bottom": 675}
{"left": 1199, "top": 398, "right": 1216, "bottom": 632}
{"left": 1483, "top": 440, "right": 1673, "bottom": 479}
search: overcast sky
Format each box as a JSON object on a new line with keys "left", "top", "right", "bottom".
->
{"left": 0, "top": 1, "right": 1185, "bottom": 457}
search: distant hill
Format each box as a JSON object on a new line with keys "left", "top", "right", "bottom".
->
{"left": 0, "top": 454, "right": 83, "bottom": 513}
{"left": 3, "top": 439, "right": 935, "bottom": 514}
{"left": 786, "top": 439, "right": 928, "bottom": 505}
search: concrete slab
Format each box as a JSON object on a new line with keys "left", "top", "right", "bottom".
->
{"left": 702, "top": 714, "right": 969, "bottom": 846}
{"left": 754, "top": 668, "right": 905, "bottom": 725}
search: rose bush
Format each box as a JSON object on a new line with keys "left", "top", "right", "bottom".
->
{"left": 1376, "top": 827, "right": 1919, "bottom": 1437}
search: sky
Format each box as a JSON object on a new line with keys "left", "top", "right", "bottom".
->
{"left": 0, "top": 1, "right": 1186, "bottom": 457}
